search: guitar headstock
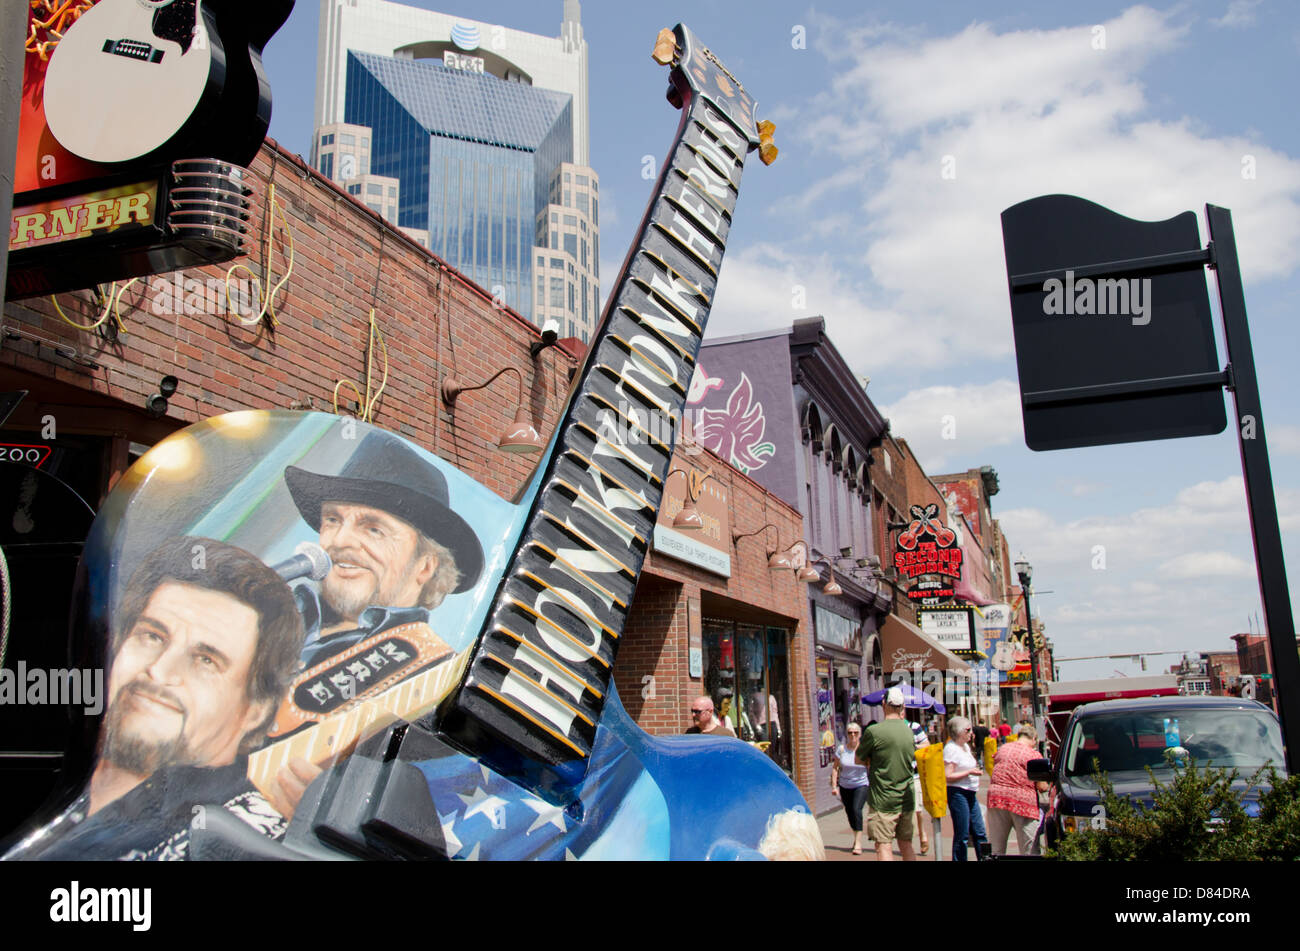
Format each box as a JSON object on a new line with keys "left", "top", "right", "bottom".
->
{"left": 652, "top": 24, "right": 777, "bottom": 165}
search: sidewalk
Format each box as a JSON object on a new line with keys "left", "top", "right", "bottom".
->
{"left": 817, "top": 777, "right": 1041, "bottom": 861}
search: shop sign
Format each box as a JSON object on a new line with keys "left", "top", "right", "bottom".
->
{"left": 652, "top": 469, "right": 731, "bottom": 577}
{"left": 814, "top": 604, "right": 861, "bottom": 653}
{"left": 893, "top": 503, "right": 963, "bottom": 604}
{"left": 10, "top": 182, "right": 157, "bottom": 253}
{"left": 918, "top": 607, "right": 977, "bottom": 652}
{"left": 889, "top": 646, "right": 935, "bottom": 672}
{"left": 981, "top": 602, "right": 1014, "bottom": 685}
{"left": 9, "top": 1, "right": 293, "bottom": 298}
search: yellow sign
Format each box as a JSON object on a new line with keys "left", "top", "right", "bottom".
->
{"left": 10, "top": 182, "right": 157, "bottom": 252}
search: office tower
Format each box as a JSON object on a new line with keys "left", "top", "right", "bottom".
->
{"left": 533, "top": 162, "right": 599, "bottom": 343}
{"left": 316, "top": 0, "right": 588, "bottom": 164}
{"left": 312, "top": 0, "right": 598, "bottom": 334}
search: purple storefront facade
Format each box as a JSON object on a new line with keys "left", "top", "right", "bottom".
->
{"left": 691, "top": 318, "right": 892, "bottom": 816}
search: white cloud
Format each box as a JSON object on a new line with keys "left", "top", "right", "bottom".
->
{"left": 708, "top": 243, "right": 915, "bottom": 363}
{"left": 877, "top": 380, "right": 1024, "bottom": 471}
{"left": 1211, "top": 0, "right": 1262, "bottom": 28}
{"left": 1159, "top": 551, "right": 1256, "bottom": 579}
{"left": 996, "top": 478, "right": 1300, "bottom": 677}
{"left": 1272, "top": 423, "right": 1300, "bottom": 455}
{"left": 771, "top": 5, "right": 1300, "bottom": 371}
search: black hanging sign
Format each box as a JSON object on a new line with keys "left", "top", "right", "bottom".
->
{"left": 1001, "top": 194, "right": 1226, "bottom": 451}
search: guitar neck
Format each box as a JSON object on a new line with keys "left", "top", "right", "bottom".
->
{"left": 440, "top": 62, "right": 761, "bottom": 772}
{"left": 247, "top": 653, "right": 469, "bottom": 799}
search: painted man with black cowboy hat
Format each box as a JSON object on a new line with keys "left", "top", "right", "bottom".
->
{"left": 282, "top": 429, "right": 484, "bottom": 669}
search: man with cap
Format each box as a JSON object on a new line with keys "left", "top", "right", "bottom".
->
{"left": 855, "top": 686, "right": 920, "bottom": 861}
{"left": 281, "top": 429, "right": 484, "bottom": 669}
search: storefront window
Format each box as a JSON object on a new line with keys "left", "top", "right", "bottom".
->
{"left": 702, "top": 619, "right": 793, "bottom": 775}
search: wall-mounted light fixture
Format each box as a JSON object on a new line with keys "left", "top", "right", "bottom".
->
{"left": 786, "top": 540, "right": 820, "bottom": 581}
{"left": 801, "top": 553, "right": 843, "bottom": 595}
{"left": 441, "top": 366, "right": 544, "bottom": 453}
{"left": 732, "top": 522, "right": 796, "bottom": 571}
{"left": 145, "top": 375, "right": 179, "bottom": 419}
{"left": 665, "top": 467, "right": 715, "bottom": 530}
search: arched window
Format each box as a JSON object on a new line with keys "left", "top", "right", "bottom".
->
{"left": 801, "top": 402, "right": 824, "bottom": 452}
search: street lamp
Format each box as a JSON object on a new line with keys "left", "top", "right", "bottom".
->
{"left": 1015, "top": 554, "right": 1045, "bottom": 753}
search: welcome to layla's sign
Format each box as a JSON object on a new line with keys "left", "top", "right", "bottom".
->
{"left": 918, "top": 607, "right": 977, "bottom": 653}
{"left": 893, "top": 503, "right": 963, "bottom": 603}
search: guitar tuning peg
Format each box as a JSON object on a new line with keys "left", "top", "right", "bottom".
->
{"left": 757, "top": 119, "right": 778, "bottom": 166}
{"left": 651, "top": 28, "right": 678, "bottom": 66}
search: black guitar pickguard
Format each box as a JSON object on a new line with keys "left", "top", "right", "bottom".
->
{"left": 152, "top": 0, "right": 198, "bottom": 54}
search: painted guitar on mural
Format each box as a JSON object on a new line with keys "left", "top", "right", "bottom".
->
{"left": 3, "top": 25, "right": 803, "bottom": 862}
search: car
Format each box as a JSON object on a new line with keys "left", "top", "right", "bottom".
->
{"left": 1028, "top": 696, "right": 1286, "bottom": 850}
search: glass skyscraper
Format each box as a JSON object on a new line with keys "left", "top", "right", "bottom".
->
{"left": 345, "top": 51, "right": 572, "bottom": 322}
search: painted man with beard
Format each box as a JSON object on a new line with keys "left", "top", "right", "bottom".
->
{"left": 17, "top": 537, "right": 304, "bottom": 860}
{"left": 281, "top": 430, "right": 483, "bottom": 669}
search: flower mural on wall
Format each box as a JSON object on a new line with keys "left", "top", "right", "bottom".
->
{"left": 694, "top": 372, "right": 776, "bottom": 474}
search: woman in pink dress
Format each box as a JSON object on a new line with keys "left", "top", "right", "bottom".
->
{"left": 987, "top": 723, "right": 1049, "bottom": 855}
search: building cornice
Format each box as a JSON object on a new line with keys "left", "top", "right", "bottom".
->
{"left": 788, "top": 317, "right": 887, "bottom": 452}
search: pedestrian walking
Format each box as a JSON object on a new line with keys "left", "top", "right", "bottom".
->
{"left": 856, "top": 687, "right": 919, "bottom": 861}
{"left": 830, "top": 722, "right": 869, "bottom": 855}
{"left": 943, "top": 715, "right": 989, "bottom": 861}
{"left": 987, "top": 722, "right": 1049, "bottom": 856}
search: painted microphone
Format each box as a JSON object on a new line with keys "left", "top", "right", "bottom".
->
{"left": 271, "top": 541, "right": 332, "bottom": 582}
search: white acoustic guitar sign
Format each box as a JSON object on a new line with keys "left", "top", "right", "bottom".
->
{"left": 43, "top": 0, "right": 218, "bottom": 164}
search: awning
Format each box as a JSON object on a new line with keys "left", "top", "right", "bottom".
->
{"left": 880, "top": 614, "right": 971, "bottom": 673}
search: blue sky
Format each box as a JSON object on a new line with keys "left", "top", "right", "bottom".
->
{"left": 264, "top": 1, "right": 1300, "bottom": 682}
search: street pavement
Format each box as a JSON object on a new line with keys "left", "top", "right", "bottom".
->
{"left": 817, "top": 776, "right": 1041, "bottom": 861}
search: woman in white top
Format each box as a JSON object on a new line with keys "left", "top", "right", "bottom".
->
{"left": 830, "top": 722, "right": 869, "bottom": 855}
{"left": 943, "top": 715, "right": 989, "bottom": 862}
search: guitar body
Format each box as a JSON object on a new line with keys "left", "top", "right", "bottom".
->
{"left": 205, "top": 0, "right": 296, "bottom": 166}
{"left": 43, "top": 0, "right": 228, "bottom": 165}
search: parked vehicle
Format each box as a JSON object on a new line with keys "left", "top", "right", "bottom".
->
{"left": 1028, "top": 696, "right": 1285, "bottom": 849}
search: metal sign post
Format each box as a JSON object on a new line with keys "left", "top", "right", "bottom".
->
{"left": 1204, "top": 205, "right": 1299, "bottom": 774}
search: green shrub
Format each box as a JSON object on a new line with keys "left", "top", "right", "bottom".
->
{"left": 1051, "top": 755, "right": 1297, "bottom": 861}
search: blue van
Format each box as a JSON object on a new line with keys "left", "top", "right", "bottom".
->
{"left": 1029, "top": 696, "right": 1285, "bottom": 848}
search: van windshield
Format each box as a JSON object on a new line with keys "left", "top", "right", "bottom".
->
{"left": 1063, "top": 707, "right": 1283, "bottom": 777}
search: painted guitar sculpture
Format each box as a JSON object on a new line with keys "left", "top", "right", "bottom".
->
{"left": 3, "top": 25, "right": 805, "bottom": 862}
{"left": 42, "top": 0, "right": 292, "bottom": 166}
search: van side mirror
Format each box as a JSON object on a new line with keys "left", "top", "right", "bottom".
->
{"left": 1026, "top": 758, "right": 1053, "bottom": 782}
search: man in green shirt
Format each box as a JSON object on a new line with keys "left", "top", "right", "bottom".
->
{"left": 856, "top": 687, "right": 918, "bottom": 861}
